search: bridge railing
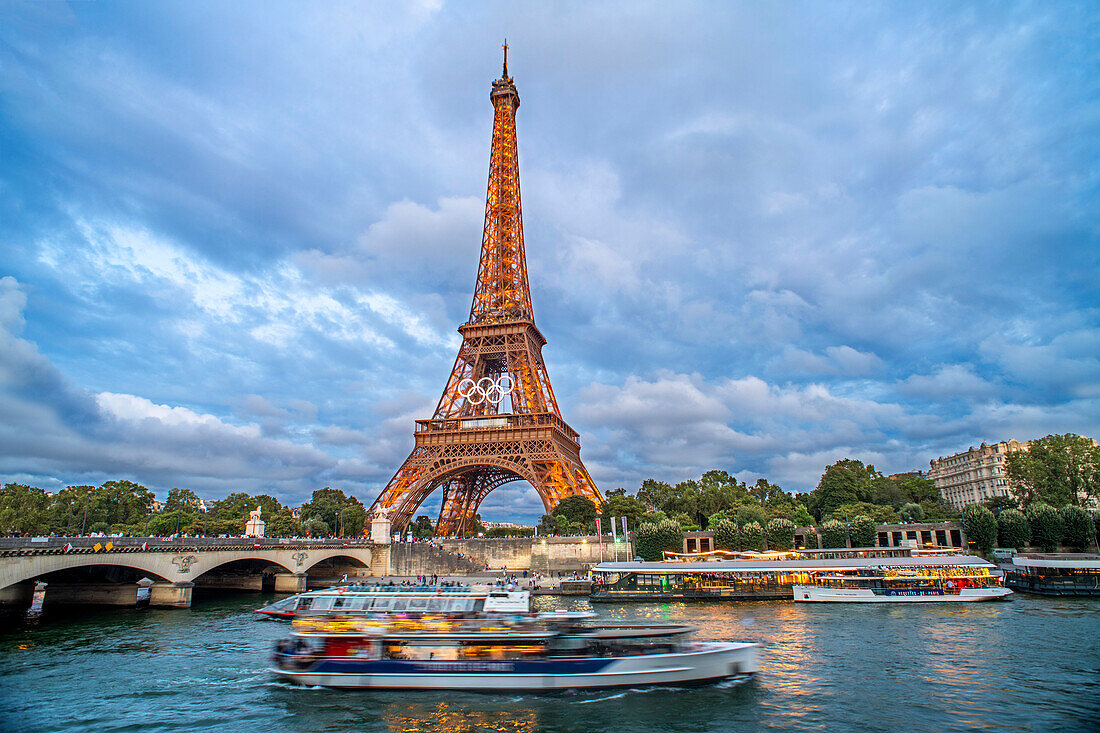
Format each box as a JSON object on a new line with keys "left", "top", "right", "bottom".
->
{"left": 0, "top": 536, "right": 374, "bottom": 553}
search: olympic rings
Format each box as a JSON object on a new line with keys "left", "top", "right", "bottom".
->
{"left": 457, "top": 375, "right": 515, "bottom": 406}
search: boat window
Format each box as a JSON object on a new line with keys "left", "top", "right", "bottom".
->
{"left": 391, "top": 599, "right": 408, "bottom": 611}
{"left": 313, "top": 598, "right": 334, "bottom": 610}
{"left": 370, "top": 598, "right": 392, "bottom": 611}
{"left": 332, "top": 597, "right": 346, "bottom": 609}
{"left": 298, "top": 597, "right": 313, "bottom": 611}
{"left": 346, "top": 597, "right": 367, "bottom": 610}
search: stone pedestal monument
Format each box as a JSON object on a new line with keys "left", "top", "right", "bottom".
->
{"left": 244, "top": 506, "right": 266, "bottom": 537}
{"left": 370, "top": 508, "right": 391, "bottom": 545}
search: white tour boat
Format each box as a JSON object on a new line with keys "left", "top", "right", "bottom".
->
{"left": 270, "top": 612, "right": 758, "bottom": 690}
{"left": 793, "top": 565, "right": 1012, "bottom": 602}
{"left": 255, "top": 584, "right": 529, "bottom": 619}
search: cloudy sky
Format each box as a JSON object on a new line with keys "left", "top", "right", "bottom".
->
{"left": 1, "top": 1, "right": 1097, "bottom": 522}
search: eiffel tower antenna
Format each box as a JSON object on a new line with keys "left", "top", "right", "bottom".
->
{"left": 368, "top": 50, "right": 603, "bottom": 537}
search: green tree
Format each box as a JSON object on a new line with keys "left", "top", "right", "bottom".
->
{"left": 814, "top": 459, "right": 874, "bottom": 519}
{"left": 734, "top": 504, "right": 767, "bottom": 527}
{"left": 634, "top": 520, "right": 682, "bottom": 561}
{"left": 303, "top": 518, "right": 331, "bottom": 537}
{"left": 1026, "top": 502, "right": 1064, "bottom": 552}
{"left": 338, "top": 504, "right": 367, "bottom": 536}
{"left": 210, "top": 492, "right": 285, "bottom": 534}
{"left": 1060, "top": 506, "right": 1094, "bottom": 551}
{"left": 919, "top": 498, "right": 957, "bottom": 521}
{"left": 164, "top": 487, "right": 202, "bottom": 513}
{"left": 0, "top": 483, "right": 52, "bottom": 535}
{"left": 537, "top": 514, "right": 558, "bottom": 535}
{"left": 300, "top": 488, "right": 365, "bottom": 535}
{"left": 894, "top": 473, "right": 939, "bottom": 504}
{"left": 100, "top": 480, "right": 156, "bottom": 527}
{"left": 962, "top": 505, "right": 997, "bottom": 555}
{"left": 801, "top": 530, "right": 819, "bottom": 550}
{"left": 636, "top": 479, "right": 675, "bottom": 512}
{"left": 712, "top": 519, "right": 739, "bottom": 551}
{"left": 741, "top": 521, "right": 765, "bottom": 551}
{"left": 766, "top": 518, "right": 795, "bottom": 551}
{"left": 848, "top": 515, "right": 877, "bottom": 548}
{"left": 870, "top": 475, "right": 907, "bottom": 508}
{"left": 266, "top": 510, "right": 300, "bottom": 537}
{"left": 827, "top": 502, "right": 899, "bottom": 524}
{"left": 997, "top": 509, "right": 1030, "bottom": 549}
{"left": 601, "top": 494, "right": 647, "bottom": 528}
{"left": 411, "top": 515, "right": 435, "bottom": 538}
{"left": 147, "top": 510, "right": 193, "bottom": 536}
{"left": 1005, "top": 434, "right": 1100, "bottom": 507}
{"left": 791, "top": 504, "right": 814, "bottom": 527}
{"left": 552, "top": 496, "right": 598, "bottom": 526}
{"left": 981, "top": 496, "right": 1018, "bottom": 516}
{"left": 821, "top": 520, "right": 848, "bottom": 548}
{"left": 898, "top": 502, "right": 924, "bottom": 523}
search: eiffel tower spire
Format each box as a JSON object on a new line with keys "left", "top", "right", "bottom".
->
{"left": 368, "top": 51, "right": 603, "bottom": 537}
{"left": 469, "top": 42, "right": 531, "bottom": 324}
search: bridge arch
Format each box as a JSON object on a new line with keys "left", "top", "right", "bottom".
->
{"left": 191, "top": 556, "right": 295, "bottom": 580}
{"left": 2, "top": 554, "right": 175, "bottom": 590}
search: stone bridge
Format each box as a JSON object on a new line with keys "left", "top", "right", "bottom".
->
{"left": 0, "top": 537, "right": 385, "bottom": 610}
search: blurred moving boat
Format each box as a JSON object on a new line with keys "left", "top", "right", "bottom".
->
{"left": 270, "top": 612, "right": 758, "bottom": 690}
{"left": 255, "top": 585, "right": 530, "bottom": 619}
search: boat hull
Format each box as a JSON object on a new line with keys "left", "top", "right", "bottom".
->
{"left": 792, "top": 585, "right": 1012, "bottom": 602}
{"left": 270, "top": 641, "right": 757, "bottom": 690}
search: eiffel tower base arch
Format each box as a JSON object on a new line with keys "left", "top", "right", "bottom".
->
{"left": 373, "top": 415, "right": 600, "bottom": 537}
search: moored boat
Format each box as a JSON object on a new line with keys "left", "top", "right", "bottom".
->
{"left": 792, "top": 568, "right": 1012, "bottom": 602}
{"left": 255, "top": 584, "right": 529, "bottom": 619}
{"left": 270, "top": 612, "right": 758, "bottom": 690}
{"left": 1003, "top": 554, "right": 1100, "bottom": 596}
{"left": 590, "top": 547, "right": 1008, "bottom": 602}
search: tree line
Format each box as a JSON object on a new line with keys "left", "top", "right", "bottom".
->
{"left": 0, "top": 481, "right": 368, "bottom": 538}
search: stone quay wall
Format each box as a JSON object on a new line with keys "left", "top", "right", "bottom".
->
{"left": 428, "top": 536, "right": 634, "bottom": 575}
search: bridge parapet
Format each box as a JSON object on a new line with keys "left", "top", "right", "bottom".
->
{"left": 0, "top": 538, "right": 382, "bottom": 604}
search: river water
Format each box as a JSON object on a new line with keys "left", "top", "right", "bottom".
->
{"left": 1, "top": 593, "right": 1097, "bottom": 732}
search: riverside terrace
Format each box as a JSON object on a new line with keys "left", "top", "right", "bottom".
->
{"left": 0, "top": 536, "right": 385, "bottom": 611}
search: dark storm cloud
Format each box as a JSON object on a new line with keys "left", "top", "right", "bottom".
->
{"left": 1, "top": 1, "right": 1097, "bottom": 518}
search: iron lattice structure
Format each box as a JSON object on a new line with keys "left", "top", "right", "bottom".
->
{"left": 368, "top": 48, "right": 603, "bottom": 537}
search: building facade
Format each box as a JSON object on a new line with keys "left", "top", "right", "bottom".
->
{"left": 927, "top": 440, "right": 1027, "bottom": 510}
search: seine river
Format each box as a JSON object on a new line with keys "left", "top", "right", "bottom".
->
{"left": 1, "top": 593, "right": 1096, "bottom": 732}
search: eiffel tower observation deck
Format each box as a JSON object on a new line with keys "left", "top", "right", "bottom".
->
{"left": 368, "top": 46, "right": 604, "bottom": 537}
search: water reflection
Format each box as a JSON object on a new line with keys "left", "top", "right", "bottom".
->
{"left": 382, "top": 701, "right": 539, "bottom": 733}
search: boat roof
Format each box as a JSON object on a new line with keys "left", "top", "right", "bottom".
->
{"left": 1011, "top": 554, "right": 1100, "bottom": 569}
{"left": 590, "top": 555, "right": 995, "bottom": 573}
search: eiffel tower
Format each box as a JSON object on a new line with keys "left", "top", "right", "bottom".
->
{"left": 367, "top": 46, "right": 603, "bottom": 537}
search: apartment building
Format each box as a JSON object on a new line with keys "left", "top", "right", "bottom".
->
{"left": 927, "top": 439, "right": 1027, "bottom": 510}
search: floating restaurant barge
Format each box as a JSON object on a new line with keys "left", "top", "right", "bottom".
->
{"left": 589, "top": 547, "right": 1005, "bottom": 602}
{"left": 1003, "top": 554, "right": 1100, "bottom": 596}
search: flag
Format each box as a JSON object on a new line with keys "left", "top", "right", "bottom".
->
{"left": 595, "top": 517, "right": 602, "bottom": 548}
{"left": 62, "top": 543, "right": 72, "bottom": 554}
{"left": 611, "top": 516, "right": 618, "bottom": 542}
{"left": 141, "top": 542, "right": 149, "bottom": 551}
{"left": 622, "top": 516, "right": 628, "bottom": 537}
